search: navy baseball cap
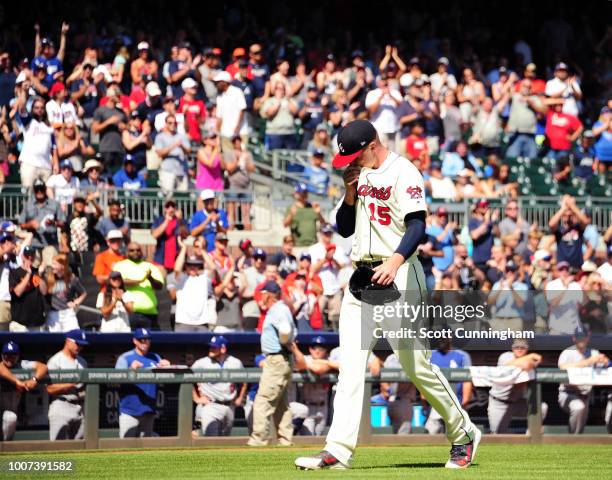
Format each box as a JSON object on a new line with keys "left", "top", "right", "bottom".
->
{"left": 300, "top": 253, "right": 311, "bottom": 261}
{"left": 2, "top": 341, "right": 20, "bottom": 355}
{"left": 209, "top": 335, "right": 228, "bottom": 348}
{"left": 66, "top": 329, "right": 89, "bottom": 346}
{"left": 134, "top": 328, "right": 151, "bottom": 340}
{"left": 253, "top": 248, "right": 267, "bottom": 259}
{"left": 60, "top": 159, "right": 73, "bottom": 170}
{"left": 312, "top": 336, "right": 326, "bottom": 345}
{"left": 1, "top": 221, "right": 16, "bottom": 233}
{"left": 312, "top": 148, "right": 326, "bottom": 157}
{"left": 0, "top": 232, "right": 14, "bottom": 243}
{"left": 574, "top": 325, "right": 591, "bottom": 339}
{"left": 333, "top": 119, "right": 377, "bottom": 168}
{"left": 260, "top": 280, "right": 281, "bottom": 294}
{"left": 22, "top": 246, "right": 36, "bottom": 257}
{"left": 295, "top": 183, "right": 308, "bottom": 193}
{"left": 320, "top": 224, "right": 334, "bottom": 234}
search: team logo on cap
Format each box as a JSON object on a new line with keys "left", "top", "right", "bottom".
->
{"left": 406, "top": 185, "right": 423, "bottom": 199}
{"left": 338, "top": 142, "right": 345, "bottom": 153}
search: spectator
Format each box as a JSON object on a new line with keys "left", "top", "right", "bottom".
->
{"left": 303, "top": 149, "right": 329, "bottom": 196}
{"left": 224, "top": 135, "right": 255, "bottom": 229}
{"left": 282, "top": 253, "right": 324, "bottom": 330}
{"left": 487, "top": 262, "right": 528, "bottom": 332}
{"left": 488, "top": 339, "right": 547, "bottom": 434}
{"left": 121, "top": 111, "right": 151, "bottom": 172}
{"left": 307, "top": 123, "right": 332, "bottom": 156}
{"left": 130, "top": 42, "right": 158, "bottom": 88}
{"left": 429, "top": 57, "right": 457, "bottom": 100}
{"left": 92, "top": 85, "right": 127, "bottom": 172}
{"left": 112, "top": 158, "right": 147, "bottom": 190}
{"left": 592, "top": 106, "right": 612, "bottom": 172}
{"left": 16, "top": 96, "right": 59, "bottom": 188}
{"left": 0, "top": 232, "right": 18, "bottom": 331}
{"left": 46, "top": 329, "right": 88, "bottom": 441}
{"left": 260, "top": 81, "right": 298, "bottom": 150}
{"left": 61, "top": 192, "right": 103, "bottom": 268}
{"left": 441, "top": 141, "right": 481, "bottom": 179}
{"left": 155, "top": 96, "right": 186, "bottom": 134}
{"left": 8, "top": 246, "right": 46, "bottom": 332}
{"left": 46, "top": 159, "right": 80, "bottom": 209}
{"left": 154, "top": 113, "right": 191, "bottom": 195}
{"left": 115, "top": 328, "right": 170, "bottom": 438}
{"left": 365, "top": 74, "right": 402, "bottom": 150}
{"left": 67, "top": 62, "right": 99, "bottom": 131}
{"left": 46, "top": 82, "right": 77, "bottom": 128}
{"left": 548, "top": 195, "right": 589, "bottom": 268}
{"left": 248, "top": 44, "right": 269, "bottom": 103}
{"left": 167, "top": 42, "right": 200, "bottom": 99}
{"left": 558, "top": 326, "right": 609, "bottom": 433}
{"left": 235, "top": 238, "right": 254, "bottom": 271}
{"left": 134, "top": 82, "right": 164, "bottom": 126}
{"left": 545, "top": 62, "right": 582, "bottom": 117}
{"left": 42, "top": 253, "right": 86, "bottom": 332}
{"left": 192, "top": 336, "right": 247, "bottom": 436}
{"left": 0, "top": 341, "right": 48, "bottom": 441}
{"left": 269, "top": 59, "right": 291, "bottom": 94}
{"left": 151, "top": 200, "right": 187, "bottom": 272}
{"left": 232, "top": 59, "right": 255, "bottom": 116}
{"left": 572, "top": 131, "right": 597, "bottom": 180}
{"left": 171, "top": 253, "right": 215, "bottom": 332}
{"left": 196, "top": 131, "right": 225, "bottom": 191}
{"left": 298, "top": 86, "right": 325, "bottom": 147}
{"left": 379, "top": 352, "right": 417, "bottom": 434}
{"left": 468, "top": 200, "right": 499, "bottom": 273}
{"left": 189, "top": 189, "right": 229, "bottom": 251}
{"left": 56, "top": 121, "right": 94, "bottom": 173}
{"left": 213, "top": 262, "right": 242, "bottom": 333}
{"left": 214, "top": 71, "right": 249, "bottom": 151}
{"left": 498, "top": 200, "right": 532, "bottom": 254}
{"left": 32, "top": 22, "right": 68, "bottom": 88}
{"left": 240, "top": 248, "right": 267, "bottom": 331}
{"left": 457, "top": 67, "right": 486, "bottom": 123}
{"left": 449, "top": 243, "right": 485, "bottom": 291}
{"left": 198, "top": 48, "right": 222, "bottom": 105}
{"left": 93, "top": 231, "right": 126, "bottom": 288}
{"left": 18, "top": 179, "right": 65, "bottom": 264}
{"left": 597, "top": 246, "right": 612, "bottom": 285}
{"left": 417, "top": 231, "right": 444, "bottom": 292}
{"left": 469, "top": 96, "right": 507, "bottom": 159}
{"left": 79, "top": 158, "right": 107, "bottom": 193}
{"left": 178, "top": 77, "right": 206, "bottom": 143}
{"left": 545, "top": 101, "right": 583, "bottom": 159}
{"left": 271, "top": 235, "right": 298, "bottom": 279}
{"left": 96, "top": 200, "right": 131, "bottom": 244}
{"left": 113, "top": 242, "right": 165, "bottom": 330}
{"left": 427, "top": 161, "right": 458, "bottom": 200}
{"left": 426, "top": 207, "right": 456, "bottom": 273}
{"left": 97, "top": 271, "right": 133, "bottom": 332}
{"left": 545, "top": 261, "right": 584, "bottom": 334}
{"left": 579, "top": 272, "right": 610, "bottom": 333}
{"left": 210, "top": 233, "right": 233, "bottom": 279}
{"left": 309, "top": 224, "right": 348, "bottom": 331}
{"left": 514, "top": 63, "right": 546, "bottom": 95}
{"left": 283, "top": 183, "right": 325, "bottom": 249}
{"left": 505, "top": 80, "right": 544, "bottom": 159}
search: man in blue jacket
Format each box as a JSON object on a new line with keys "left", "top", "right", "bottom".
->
{"left": 115, "top": 328, "right": 170, "bottom": 437}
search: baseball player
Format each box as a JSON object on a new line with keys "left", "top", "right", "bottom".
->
{"left": 295, "top": 119, "right": 480, "bottom": 470}
{"left": 0, "top": 341, "right": 48, "bottom": 440}
{"left": 192, "top": 336, "right": 246, "bottom": 436}
{"left": 46, "top": 329, "right": 89, "bottom": 440}
{"left": 115, "top": 328, "right": 170, "bottom": 438}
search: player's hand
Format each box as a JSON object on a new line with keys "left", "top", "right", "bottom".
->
{"left": 157, "top": 359, "right": 171, "bottom": 367}
{"left": 24, "top": 378, "right": 38, "bottom": 390}
{"left": 343, "top": 164, "right": 361, "bottom": 204}
{"left": 15, "top": 379, "right": 28, "bottom": 392}
{"left": 130, "top": 360, "right": 144, "bottom": 369}
{"left": 372, "top": 254, "right": 404, "bottom": 286}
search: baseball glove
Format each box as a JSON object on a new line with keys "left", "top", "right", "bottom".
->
{"left": 349, "top": 265, "right": 401, "bottom": 305}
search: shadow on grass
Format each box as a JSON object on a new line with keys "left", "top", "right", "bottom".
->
{"left": 355, "top": 462, "right": 447, "bottom": 470}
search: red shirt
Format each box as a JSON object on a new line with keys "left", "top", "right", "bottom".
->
{"left": 405, "top": 134, "right": 429, "bottom": 161}
{"left": 545, "top": 111, "right": 582, "bottom": 151}
{"left": 226, "top": 63, "right": 253, "bottom": 80}
{"left": 514, "top": 78, "right": 546, "bottom": 95}
{"left": 179, "top": 97, "right": 206, "bottom": 142}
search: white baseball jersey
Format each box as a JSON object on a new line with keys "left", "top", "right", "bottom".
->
{"left": 47, "top": 351, "right": 87, "bottom": 403}
{"left": 350, "top": 152, "right": 427, "bottom": 262}
{"left": 301, "top": 354, "right": 330, "bottom": 404}
{"left": 192, "top": 355, "right": 244, "bottom": 402}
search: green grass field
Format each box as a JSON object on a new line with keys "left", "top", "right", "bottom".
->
{"left": 2, "top": 444, "right": 612, "bottom": 479}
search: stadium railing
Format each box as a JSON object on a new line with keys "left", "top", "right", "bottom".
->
{"left": 1, "top": 367, "right": 583, "bottom": 451}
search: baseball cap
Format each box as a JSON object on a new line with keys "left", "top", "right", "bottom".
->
{"left": 200, "top": 189, "right": 215, "bottom": 201}
{"left": 438, "top": 57, "right": 450, "bottom": 66}
{"left": 581, "top": 261, "right": 597, "bottom": 273}
{"left": 253, "top": 248, "right": 267, "bottom": 259}
{"left": 0, "top": 232, "right": 14, "bottom": 243}
{"left": 555, "top": 62, "right": 568, "bottom": 71}
{"left": 33, "top": 179, "right": 46, "bottom": 191}
{"left": 483, "top": 165, "right": 495, "bottom": 179}
{"left": 49, "top": 82, "right": 65, "bottom": 96}
{"left": 213, "top": 71, "right": 232, "bottom": 83}
{"left": 351, "top": 49, "right": 364, "bottom": 59}
{"left": 239, "top": 238, "right": 252, "bottom": 251}
{"left": 574, "top": 325, "right": 591, "bottom": 339}
{"left": 178, "top": 41, "right": 192, "bottom": 51}
{"left": 312, "top": 335, "right": 327, "bottom": 345}
{"left": 238, "top": 58, "right": 250, "bottom": 68}
{"left": 106, "top": 229, "right": 123, "bottom": 241}
{"left": 312, "top": 148, "right": 326, "bottom": 157}
{"left": 2, "top": 341, "right": 20, "bottom": 355}
{"left": 307, "top": 84, "right": 318, "bottom": 92}
{"left": 498, "top": 66, "right": 508, "bottom": 74}
{"left": 181, "top": 77, "right": 198, "bottom": 90}
{"left": 512, "top": 338, "right": 529, "bottom": 349}
{"left": 583, "top": 130, "right": 594, "bottom": 138}
{"left": 260, "top": 280, "right": 281, "bottom": 294}
{"left": 332, "top": 119, "right": 377, "bottom": 168}
{"left": 22, "top": 246, "right": 35, "bottom": 257}
{"left": 233, "top": 47, "right": 246, "bottom": 57}
{"left": 430, "top": 161, "right": 442, "bottom": 171}
{"left": 185, "top": 255, "right": 204, "bottom": 267}
{"left": 475, "top": 199, "right": 490, "bottom": 209}
{"left": 83, "top": 159, "right": 103, "bottom": 172}
{"left": 300, "top": 253, "right": 312, "bottom": 261}
{"left": 133, "top": 328, "right": 151, "bottom": 340}
{"left": 109, "top": 270, "right": 123, "bottom": 280}
{"left": 295, "top": 183, "right": 308, "bottom": 194}
{"left": 557, "top": 261, "right": 570, "bottom": 270}
{"left": 505, "top": 261, "right": 519, "bottom": 272}
{"left": 66, "top": 329, "right": 89, "bottom": 346}
{"left": 525, "top": 63, "right": 537, "bottom": 72}
{"left": 145, "top": 81, "right": 162, "bottom": 97}
{"left": 435, "top": 207, "right": 448, "bottom": 217}
{"left": 60, "top": 159, "right": 73, "bottom": 170}
{"left": 209, "top": 335, "right": 228, "bottom": 348}
{"left": 137, "top": 41, "right": 150, "bottom": 51}
{"left": 326, "top": 53, "right": 336, "bottom": 62}
{"left": 164, "top": 199, "right": 177, "bottom": 208}
{"left": 215, "top": 233, "right": 228, "bottom": 243}
{"left": 315, "top": 123, "right": 329, "bottom": 133}
{"left": 1, "top": 221, "right": 16, "bottom": 233}
{"left": 408, "top": 56, "right": 420, "bottom": 65}
{"left": 320, "top": 224, "right": 334, "bottom": 234}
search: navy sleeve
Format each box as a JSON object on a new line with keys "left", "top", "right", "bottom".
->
{"left": 336, "top": 201, "right": 356, "bottom": 238}
{"left": 395, "top": 211, "right": 427, "bottom": 259}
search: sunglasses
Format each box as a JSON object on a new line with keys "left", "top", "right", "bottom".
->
{"left": 128, "top": 248, "right": 142, "bottom": 253}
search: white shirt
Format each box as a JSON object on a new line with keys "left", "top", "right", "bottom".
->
{"left": 558, "top": 346, "right": 600, "bottom": 395}
{"left": 308, "top": 242, "right": 348, "bottom": 296}
{"left": 430, "top": 176, "right": 458, "bottom": 200}
{"left": 174, "top": 273, "right": 213, "bottom": 326}
{"left": 597, "top": 262, "right": 612, "bottom": 285}
{"left": 365, "top": 88, "right": 402, "bottom": 134}
{"left": 96, "top": 291, "right": 135, "bottom": 332}
{"left": 545, "top": 77, "right": 581, "bottom": 116}
{"left": 216, "top": 85, "right": 249, "bottom": 137}
{"left": 545, "top": 278, "right": 584, "bottom": 334}
{"left": 46, "top": 174, "right": 80, "bottom": 206}
{"left": 192, "top": 355, "right": 244, "bottom": 402}
{"left": 46, "top": 100, "right": 78, "bottom": 127}
{"left": 18, "top": 118, "right": 55, "bottom": 169}
{"left": 351, "top": 152, "right": 426, "bottom": 261}
{"left": 429, "top": 72, "right": 458, "bottom": 97}
{"left": 154, "top": 111, "right": 186, "bottom": 134}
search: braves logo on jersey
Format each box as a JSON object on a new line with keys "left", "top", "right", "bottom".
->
{"left": 406, "top": 185, "right": 423, "bottom": 199}
{"left": 357, "top": 185, "right": 392, "bottom": 200}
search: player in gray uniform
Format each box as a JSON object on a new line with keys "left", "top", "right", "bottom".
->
{"left": 0, "top": 341, "right": 48, "bottom": 440}
{"left": 46, "top": 329, "right": 89, "bottom": 440}
{"left": 488, "top": 339, "right": 548, "bottom": 434}
{"left": 558, "top": 326, "right": 609, "bottom": 434}
{"left": 294, "top": 336, "right": 332, "bottom": 436}
{"left": 192, "top": 336, "right": 246, "bottom": 436}
{"left": 380, "top": 353, "right": 417, "bottom": 434}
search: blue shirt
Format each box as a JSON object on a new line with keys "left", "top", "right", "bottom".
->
{"left": 426, "top": 224, "right": 454, "bottom": 271}
{"left": 490, "top": 281, "right": 528, "bottom": 317}
{"left": 115, "top": 348, "right": 161, "bottom": 416}
{"left": 32, "top": 56, "right": 63, "bottom": 88}
{"left": 441, "top": 152, "right": 482, "bottom": 178}
{"left": 594, "top": 121, "right": 612, "bottom": 162}
{"left": 298, "top": 100, "right": 324, "bottom": 132}
{"left": 112, "top": 168, "right": 147, "bottom": 190}
{"left": 70, "top": 79, "right": 99, "bottom": 117}
{"left": 429, "top": 349, "right": 466, "bottom": 403}
{"left": 261, "top": 301, "right": 296, "bottom": 354}
{"left": 303, "top": 165, "right": 329, "bottom": 195}
{"left": 188, "top": 209, "right": 229, "bottom": 252}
